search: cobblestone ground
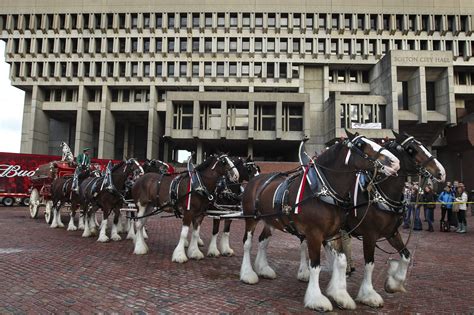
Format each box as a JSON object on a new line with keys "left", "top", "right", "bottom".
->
{"left": 0, "top": 206, "right": 473, "bottom": 314}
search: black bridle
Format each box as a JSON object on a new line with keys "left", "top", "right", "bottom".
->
{"left": 398, "top": 136, "right": 437, "bottom": 180}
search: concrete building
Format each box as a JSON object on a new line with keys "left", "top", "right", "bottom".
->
{"left": 0, "top": 0, "right": 473, "bottom": 184}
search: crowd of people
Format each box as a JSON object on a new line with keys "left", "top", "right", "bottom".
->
{"left": 402, "top": 180, "right": 472, "bottom": 233}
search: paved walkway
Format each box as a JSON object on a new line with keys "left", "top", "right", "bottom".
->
{"left": 0, "top": 207, "right": 473, "bottom": 314}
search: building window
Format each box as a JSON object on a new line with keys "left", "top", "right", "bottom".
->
{"left": 180, "top": 13, "right": 187, "bottom": 28}
{"left": 292, "top": 39, "right": 300, "bottom": 53}
{"left": 167, "top": 62, "right": 175, "bottom": 76}
{"left": 280, "top": 38, "right": 288, "bottom": 52}
{"left": 143, "top": 14, "right": 150, "bottom": 28}
{"left": 131, "top": 62, "right": 138, "bottom": 77}
{"left": 217, "top": 62, "right": 224, "bottom": 76}
{"left": 204, "top": 62, "right": 212, "bottom": 76}
{"left": 242, "top": 63, "right": 249, "bottom": 76}
{"left": 398, "top": 81, "right": 409, "bottom": 110}
{"left": 242, "top": 38, "right": 250, "bottom": 52}
{"left": 254, "top": 103, "right": 276, "bottom": 131}
{"left": 217, "top": 38, "right": 225, "bottom": 52}
{"left": 332, "top": 14, "right": 339, "bottom": 29}
{"left": 268, "top": 13, "right": 276, "bottom": 27}
{"left": 144, "top": 62, "right": 150, "bottom": 77}
{"left": 168, "top": 38, "right": 175, "bottom": 53}
{"left": 281, "top": 13, "right": 288, "bottom": 28}
{"left": 282, "top": 103, "right": 303, "bottom": 131}
{"left": 205, "top": 13, "right": 212, "bottom": 27}
{"left": 156, "top": 13, "right": 163, "bottom": 28}
{"left": 318, "top": 40, "right": 325, "bottom": 54}
{"left": 306, "top": 14, "right": 313, "bottom": 29}
{"left": 227, "top": 102, "right": 248, "bottom": 130}
{"left": 255, "top": 38, "right": 262, "bottom": 52}
{"left": 344, "top": 14, "right": 351, "bottom": 30}
{"left": 200, "top": 102, "right": 221, "bottom": 130}
{"left": 205, "top": 38, "right": 212, "bottom": 52}
{"left": 255, "top": 14, "right": 263, "bottom": 27}
{"left": 192, "top": 38, "right": 200, "bottom": 52}
{"left": 192, "top": 13, "right": 199, "bottom": 27}
{"left": 229, "top": 62, "right": 237, "bottom": 76}
{"left": 229, "top": 38, "right": 237, "bottom": 52}
{"left": 340, "top": 103, "right": 386, "bottom": 128}
{"left": 192, "top": 62, "right": 199, "bottom": 76}
{"left": 179, "top": 62, "right": 187, "bottom": 76}
{"left": 156, "top": 62, "right": 162, "bottom": 76}
{"left": 242, "top": 13, "right": 250, "bottom": 27}
{"left": 168, "top": 13, "right": 175, "bottom": 28}
{"left": 279, "top": 63, "right": 287, "bottom": 78}
{"left": 230, "top": 13, "right": 237, "bottom": 27}
{"left": 319, "top": 14, "right": 326, "bottom": 29}
{"left": 293, "top": 14, "right": 301, "bottom": 28}
{"left": 131, "top": 14, "right": 138, "bottom": 29}
{"left": 131, "top": 38, "right": 138, "bottom": 52}
{"left": 426, "top": 81, "right": 436, "bottom": 111}
{"left": 267, "top": 38, "right": 275, "bottom": 52}
{"left": 180, "top": 38, "right": 187, "bottom": 52}
{"left": 254, "top": 62, "right": 262, "bottom": 77}
{"left": 173, "top": 102, "right": 193, "bottom": 130}
{"left": 217, "top": 13, "right": 225, "bottom": 27}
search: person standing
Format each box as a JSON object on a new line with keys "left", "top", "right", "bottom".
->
{"left": 402, "top": 182, "right": 413, "bottom": 229}
{"left": 438, "top": 184, "right": 455, "bottom": 232}
{"left": 422, "top": 185, "right": 436, "bottom": 232}
{"left": 412, "top": 183, "right": 423, "bottom": 231}
{"left": 72, "top": 148, "right": 91, "bottom": 192}
{"left": 455, "top": 183, "right": 468, "bottom": 233}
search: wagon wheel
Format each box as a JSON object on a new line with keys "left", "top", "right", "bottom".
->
{"left": 44, "top": 200, "right": 54, "bottom": 225}
{"left": 29, "top": 188, "right": 40, "bottom": 219}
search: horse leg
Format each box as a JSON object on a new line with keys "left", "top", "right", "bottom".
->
{"left": 143, "top": 226, "right": 149, "bottom": 240}
{"left": 207, "top": 218, "right": 221, "bottom": 257}
{"left": 356, "top": 235, "right": 384, "bottom": 308}
{"left": 82, "top": 212, "right": 91, "bottom": 237}
{"left": 220, "top": 219, "right": 234, "bottom": 256}
{"left": 56, "top": 202, "right": 65, "bottom": 228}
{"left": 111, "top": 209, "right": 122, "bottom": 241}
{"left": 89, "top": 208, "right": 98, "bottom": 236}
{"left": 240, "top": 218, "right": 259, "bottom": 284}
{"left": 50, "top": 201, "right": 60, "bottom": 228}
{"left": 297, "top": 239, "right": 310, "bottom": 282}
{"left": 304, "top": 230, "right": 333, "bottom": 312}
{"left": 133, "top": 202, "right": 151, "bottom": 255}
{"left": 326, "top": 245, "right": 356, "bottom": 309}
{"left": 78, "top": 211, "right": 85, "bottom": 230}
{"left": 126, "top": 211, "right": 136, "bottom": 240}
{"left": 116, "top": 211, "right": 124, "bottom": 234}
{"left": 97, "top": 209, "right": 110, "bottom": 242}
{"left": 187, "top": 215, "right": 205, "bottom": 260}
{"left": 384, "top": 234, "right": 411, "bottom": 294}
{"left": 254, "top": 225, "right": 276, "bottom": 279}
{"left": 172, "top": 211, "right": 192, "bottom": 263}
{"left": 67, "top": 204, "right": 78, "bottom": 231}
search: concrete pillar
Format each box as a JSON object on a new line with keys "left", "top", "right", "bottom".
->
{"left": 247, "top": 142, "right": 253, "bottom": 158}
{"left": 192, "top": 100, "right": 199, "bottom": 138}
{"left": 74, "top": 85, "right": 93, "bottom": 156}
{"left": 26, "top": 85, "right": 49, "bottom": 154}
{"left": 20, "top": 91, "right": 32, "bottom": 153}
{"left": 248, "top": 100, "right": 254, "bottom": 139}
{"left": 196, "top": 141, "right": 203, "bottom": 163}
{"left": 220, "top": 100, "right": 227, "bottom": 138}
{"left": 98, "top": 85, "right": 115, "bottom": 159}
{"left": 163, "top": 141, "right": 170, "bottom": 162}
{"left": 276, "top": 101, "right": 282, "bottom": 139}
{"left": 123, "top": 122, "right": 129, "bottom": 159}
{"left": 408, "top": 66, "right": 427, "bottom": 123}
{"left": 147, "top": 87, "right": 159, "bottom": 159}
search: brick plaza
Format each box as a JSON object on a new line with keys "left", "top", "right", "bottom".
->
{"left": 0, "top": 207, "right": 473, "bottom": 314}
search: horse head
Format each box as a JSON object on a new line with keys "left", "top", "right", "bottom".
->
{"left": 244, "top": 156, "right": 260, "bottom": 179}
{"left": 344, "top": 129, "right": 400, "bottom": 176}
{"left": 207, "top": 153, "right": 240, "bottom": 183}
{"left": 391, "top": 130, "right": 446, "bottom": 182}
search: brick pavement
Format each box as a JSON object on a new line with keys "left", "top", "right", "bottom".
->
{"left": 0, "top": 206, "right": 473, "bottom": 314}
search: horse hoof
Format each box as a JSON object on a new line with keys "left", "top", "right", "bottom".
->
{"left": 58, "top": 223, "right": 65, "bottom": 228}
{"left": 304, "top": 293, "right": 333, "bottom": 312}
{"left": 256, "top": 266, "right": 277, "bottom": 279}
{"left": 50, "top": 224, "right": 58, "bottom": 229}
{"left": 67, "top": 226, "right": 77, "bottom": 231}
{"left": 207, "top": 249, "right": 221, "bottom": 258}
{"left": 297, "top": 268, "right": 310, "bottom": 282}
{"left": 240, "top": 271, "right": 259, "bottom": 285}
{"left": 97, "top": 236, "right": 109, "bottom": 243}
{"left": 328, "top": 291, "right": 356, "bottom": 310}
{"left": 134, "top": 247, "right": 149, "bottom": 255}
{"left": 188, "top": 249, "right": 205, "bottom": 260}
{"left": 220, "top": 249, "right": 234, "bottom": 257}
{"left": 198, "top": 238, "right": 204, "bottom": 247}
{"left": 172, "top": 251, "right": 188, "bottom": 263}
{"left": 384, "top": 278, "right": 406, "bottom": 294}
{"left": 356, "top": 292, "right": 384, "bottom": 308}
{"left": 111, "top": 234, "right": 122, "bottom": 241}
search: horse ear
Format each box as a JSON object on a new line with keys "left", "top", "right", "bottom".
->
{"left": 392, "top": 130, "right": 405, "bottom": 143}
{"left": 345, "top": 128, "right": 356, "bottom": 141}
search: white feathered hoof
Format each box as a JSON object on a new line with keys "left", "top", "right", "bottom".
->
{"left": 57, "top": 220, "right": 65, "bottom": 228}
{"left": 184, "top": 239, "right": 189, "bottom": 248}
{"left": 143, "top": 228, "right": 149, "bottom": 239}
{"left": 133, "top": 242, "right": 149, "bottom": 255}
{"left": 384, "top": 277, "right": 407, "bottom": 294}
{"left": 356, "top": 290, "right": 384, "bottom": 308}
{"left": 297, "top": 267, "right": 310, "bottom": 282}
{"left": 187, "top": 247, "right": 205, "bottom": 260}
{"left": 221, "top": 248, "right": 234, "bottom": 257}
{"left": 198, "top": 237, "right": 204, "bottom": 247}
{"left": 172, "top": 248, "right": 188, "bottom": 263}
{"left": 81, "top": 229, "right": 91, "bottom": 238}
{"left": 50, "top": 222, "right": 58, "bottom": 229}
{"left": 240, "top": 269, "right": 259, "bottom": 285}
{"left": 67, "top": 223, "right": 77, "bottom": 231}
{"left": 256, "top": 265, "right": 277, "bottom": 279}
{"left": 304, "top": 293, "right": 333, "bottom": 312}
{"left": 111, "top": 234, "right": 122, "bottom": 241}
{"left": 207, "top": 247, "right": 221, "bottom": 258}
{"left": 327, "top": 289, "right": 356, "bottom": 310}
{"left": 97, "top": 235, "right": 109, "bottom": 243}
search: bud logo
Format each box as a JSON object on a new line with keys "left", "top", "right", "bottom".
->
{"left": 0, "top": 164, "right": 36, "bottom": 178}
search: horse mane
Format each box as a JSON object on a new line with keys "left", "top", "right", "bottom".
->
{"left": 195, "top": 155, "right": 217, "bottom": 171}
{"left": 111, "top": 161, "right": 125, "bottom": 172}
{"left": 315, "top": 142, "right": 344, "bottom": 166}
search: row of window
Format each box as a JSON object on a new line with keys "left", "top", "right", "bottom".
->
{"left": 7, "top": 36, "right": 474, "bottom": 58}
{"left": 340, "top": 103, "right": 386, "bottom": 129}
{"left": 455, "top": 72, "right": 474, "bottom": 85}
{"left": 173, "top": 102, "right": 303, "bottom": 132}
{"left": 2, "top": 12, "right": 472, "bottom": 34}
{"left": 11, "top": 61, "right": 299, "bottom": 80}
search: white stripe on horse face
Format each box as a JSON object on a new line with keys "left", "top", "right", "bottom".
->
{"left": 224, "top": 156, "right": 239, "bottom": 182}
{"left": 362, "top": 138, "right": 400, "bottom": 173}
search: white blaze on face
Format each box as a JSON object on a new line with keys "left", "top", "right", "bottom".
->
{"left": 362, "top": 138, "right": 400, "bottom": 175}
{"left": 419, "top": 144, "right": 446, "bottom": 182}
{"left": 224, "top": 156, "right": 239, "bottom": 182}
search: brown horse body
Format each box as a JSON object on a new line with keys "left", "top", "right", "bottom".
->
{"left": 131, "top": 154, "right": 239, "bottom": 261}
{"left": 239, "top": 133, "right": 400, "bottom": 311}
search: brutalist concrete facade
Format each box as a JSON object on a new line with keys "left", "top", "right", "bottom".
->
{"left": 1, "top": 0, "right": 473, "bottom": 165}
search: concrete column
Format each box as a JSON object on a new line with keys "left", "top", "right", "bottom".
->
{"left": 196, "top": 141, "right": 203, "bottom": 163}
{"left": 98, "top": 85, "right": 115, "bottom": 159}
{"left": 74, "top": 85, "right": 93, "bottom": 156}
{"left": 26, "top": 85, "right": 49, "bottom": 154}
{"left": 408, "top": 66, "right": 427, "bottom": 123}
{"left": 20, "top": 91, "right": 32, "bottom": 153}
{"left": 247, "top": 142, "right": 253, "bottom": 158}
{"left": 163, "top": 141, "right": 170, "bottom": 162}
{"left": 123, "top": 122, "right": 129, "bottom": 158}
{"left": 220, "top": 100, "right": 227, "bottom": 138}
{"left": 248, "top": 100, "right": 254, "bottom": 139}
{"left": 276, "top": 101, "right": 282, "bottom": 139}
{"left": 165, "top": 99, "right": 172, "bottom": 137}
{"left": 147, "top": 87, "right": 159, "bottom": 159}
{"left": 192, "top": 100, "right": 199, "bottom": 138}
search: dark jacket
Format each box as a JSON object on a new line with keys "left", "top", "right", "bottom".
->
{"left": 422, "top": 191, "right": 437, "bottom": 209}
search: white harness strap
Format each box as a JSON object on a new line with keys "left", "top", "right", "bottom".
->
{"left": 400, "top": 136, "right": 415, "bottom": 147}
{"left": 344, "top": 149, "right": 352, "bottom": 166}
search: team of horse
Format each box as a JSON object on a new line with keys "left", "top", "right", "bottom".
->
{"left": 43, "top": 130, "right": 445, "bottom": 311}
